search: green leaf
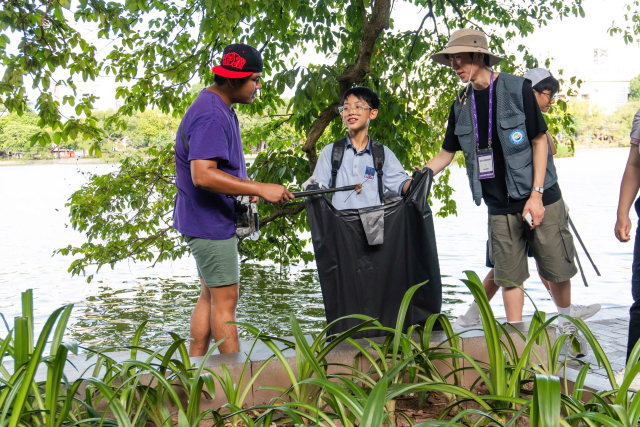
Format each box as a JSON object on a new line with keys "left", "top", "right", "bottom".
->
{"left": 530, "top": 374, "right": 561, "bottom": 427}
{"left": 360, "top": 377, "right": 388, "bottom": 427}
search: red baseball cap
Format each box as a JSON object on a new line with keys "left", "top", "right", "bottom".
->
{"left": 212, "top": 43, "right": 263, "bottom": 78}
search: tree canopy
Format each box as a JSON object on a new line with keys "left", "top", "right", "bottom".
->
{"left": 2, "top": 0, "right": 591, "bottom": 280}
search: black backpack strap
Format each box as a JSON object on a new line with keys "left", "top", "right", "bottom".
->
{"left": 371, "top": 140, "right": 385, "bottom": 203}
{"left": 179, "top": 122, "right": 189, "bottom": 153}
{"left": 330, "top": 138, "right": 347, "bottom": 189}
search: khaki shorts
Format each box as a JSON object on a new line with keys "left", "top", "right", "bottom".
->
{"left": 183, "top": 235, "right": 239, "bottom": 288}
{"left": 488, "top": 199, "right": 577, "bottom": 287}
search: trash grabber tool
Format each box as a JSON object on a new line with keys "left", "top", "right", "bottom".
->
{"left": 568, "top": 215, "right": 601, "bottom": 276}
{"left": 574, "top": 246, "right": 589, "bottom": 287}
{"left": 291, "top": 183, "right": 362, "bottom": 198}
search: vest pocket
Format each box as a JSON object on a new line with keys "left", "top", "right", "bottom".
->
{"left": 505, "top": 148, "right": 533, "bottom": 198}
{"left": 499, "top": 114, "right": 529, "bottom": 154}
{"left": 454, "top": 125, "right": 472, "bottom": 136}
{"left": 500, "top": 114, "right": 526, "bottom": 129}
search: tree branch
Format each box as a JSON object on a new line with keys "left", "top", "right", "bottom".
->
{"left": 302, "top": 0, "right": 392, "bottom": 173}
{"left": 407, "top": 1, "right": 436, "bottom": 64}
{"left": 260, "top": 202, "right": 306, "bottom": 226}
{"left": 359, "top": 0, "right": 368, "bottom": 26}
{"left": 439, "top": 0, "right": 451, "bottom": 36}
{"left": 446, "top": 0, "right": 483, "bottom": 30}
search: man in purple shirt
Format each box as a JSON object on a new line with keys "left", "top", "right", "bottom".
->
{"left": 174, "top": 44, "right": 294, "bottom": 355}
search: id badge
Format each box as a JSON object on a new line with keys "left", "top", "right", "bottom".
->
{"left": 477, "top": 148, "right": 495, "bottom": 179}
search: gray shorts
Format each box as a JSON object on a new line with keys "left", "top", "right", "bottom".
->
{"left": 488, "top": 199, "right": 578, "bottom": 287}
{"left": 183, "top": 235, "right": 239, "bottom": 288}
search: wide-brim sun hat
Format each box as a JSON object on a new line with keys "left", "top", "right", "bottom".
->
{"left": 431, "top": 29, "right": 503, "bottom": 67}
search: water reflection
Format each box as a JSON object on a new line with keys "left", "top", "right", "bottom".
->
{"left": 70, "top": 264, "right": 326, "bottom": 347}
{"left": 0, "top": 149, "right": 636, "bottom": 348}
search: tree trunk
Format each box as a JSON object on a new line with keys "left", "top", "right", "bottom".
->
{"left": 302, "top": 0, "right": 391, "bottom": 174}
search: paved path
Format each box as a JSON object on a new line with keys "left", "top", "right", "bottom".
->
{"left": 515, "top": 306, "right": 630, "bottom": 391}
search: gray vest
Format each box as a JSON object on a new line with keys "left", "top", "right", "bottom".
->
{"left": 453, "top": 73, "right": 558, "bottom": 206}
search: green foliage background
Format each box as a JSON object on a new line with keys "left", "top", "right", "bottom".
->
{"left": 630, "top": 73, "right": 640, "bottom": 101}
{"left": 1, "top": 0, "right": 592, "bottom": 279}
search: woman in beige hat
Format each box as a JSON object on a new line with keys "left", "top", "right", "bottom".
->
{"left": 422, "top": 29, "right": 587, "bottom": 357}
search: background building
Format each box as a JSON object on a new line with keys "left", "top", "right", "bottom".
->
{"left": 562, "top": 47, "right": 634, "bottom": 113}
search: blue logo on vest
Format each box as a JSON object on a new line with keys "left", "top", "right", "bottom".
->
{"left": 364, "top": 166, "right": 375, "bottom": 180}
{"left": 510, "top": 129, "right": 525, "bottom": 145}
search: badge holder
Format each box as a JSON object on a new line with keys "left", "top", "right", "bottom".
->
{"left": 471, "top": 71, "right": 495, "bottom": 180}
{"left": 477, "top": 148, "right": 495, "bottom": 179}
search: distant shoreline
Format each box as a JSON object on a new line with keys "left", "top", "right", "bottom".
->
{"left": 0, "top": 158, "right": 107, "bottom": 166}
{"left": 0, "top": 147, "right": 623, "bottom": 167}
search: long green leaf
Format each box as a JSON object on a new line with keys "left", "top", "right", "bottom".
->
{"left": 87, "top": 379, "right": 134, "bottom": 427}
{"left": 462, "top": 271, "right": 506, "bottom": 397}
{"left": 565, "top": 412, "right": 626, "bottom": 427}
{"left": 130, "top": 320, "right": 148, "bottom": 360}
{"left": 124, "top": 360, "right": 185, "bottom": 412}
{"left": 8, "top": 305, "right": 65, "bottom": 427}
{"left": 290, "top": 315, "right": 326, "bottom": 379}
{"left": 359, "top": 376, "right": 388, "bottom": 427}
{"left": 13, "top": 317, "right": 28, "bottom": 370}
{"left": 316, "top": 318, "right": 380, "bottom": 361}
{"left": 298, "top": 377, "right": 364, "bottom": 419}
{"left": 21, "top": 289, "right": 33, "bottom": 356}
{"left": 45, "top": 344, "right": 70, "bottom": 427}
{"left": 531, "top": 374, "right": 561, "bottom": 427}
{"left": 50, "top": 305, "right": 73, "bottom": 358}
{"left": 185, "top": 377, "right": 203, "bottom": 423}
{"left": 572, "top": 362, "right": 591, "bottom": 403}
{"left": 392, "top": 281, "right": 427, "bottom": 364}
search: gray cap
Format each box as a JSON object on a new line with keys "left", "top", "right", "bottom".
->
{"left": 524, "top": 68, "right": 552, "bottom": 87}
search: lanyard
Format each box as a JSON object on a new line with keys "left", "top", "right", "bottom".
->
{"left": 470, "top": 71, "right": 494, "bottom": 151}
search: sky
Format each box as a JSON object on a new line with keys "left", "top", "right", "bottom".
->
{"left": 296, "top": 0, "right": 640, "bottom": 82}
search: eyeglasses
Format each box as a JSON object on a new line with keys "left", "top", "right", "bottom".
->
{"left": 537, "top": 91, "right": 558, "bottom": 101}
{"left": 338, "top": 105, "right": 374, "bottom": 115}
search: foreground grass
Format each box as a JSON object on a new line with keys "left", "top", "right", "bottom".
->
{"left": 1, "top": 272, "right": 640, "bottom": 427}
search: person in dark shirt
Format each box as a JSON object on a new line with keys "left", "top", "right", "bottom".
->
{"left": 453, "top": 69, "right": 600, "bottom": 351}
{"left": 423, "top": 30, "right": 584, "bottom": 355}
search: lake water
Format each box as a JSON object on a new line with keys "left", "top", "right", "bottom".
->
{"left": 0, "top": 148, "right": 635, "bottom": 348}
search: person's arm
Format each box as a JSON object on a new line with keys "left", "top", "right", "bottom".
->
{"left": 191, "top": 159, "right": 294, "bottom": 204}
{"left": 425, "top": 149, "right": 456, "bottom": 176}
{"left": 522, "top": 132, "right": 547, "bottom": 229}
{"left": 521, "top": 79, "right": 548, "bottom": 229}
{"left": 546, "top": 131, "right": 557, "bottom": 156}
{"left": 402, "top": 179, "right": 411, "bottom": 195}
{"left": 615, "top": 146, "right": 640, "bottom": 242}
{"left": 312, "top": 146, "right": 332, "bottom": 189}
{"left": 379, "top": 147, "right": 412, "bottom": 196}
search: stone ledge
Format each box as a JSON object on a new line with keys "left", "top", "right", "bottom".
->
{"left": 4, "top": 319, "right": 556, "bottom": 410}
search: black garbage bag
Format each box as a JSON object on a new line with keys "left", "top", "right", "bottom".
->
{"left": 306, "top": 168, "right": 442, "bottom": 338}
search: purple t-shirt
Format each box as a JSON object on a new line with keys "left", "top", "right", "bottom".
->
{"left": 173, "top": 90, "right": 248, "bottom": 240}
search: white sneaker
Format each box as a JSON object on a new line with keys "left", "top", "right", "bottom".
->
{"left": 614, "top": 368, "right": 640, "bottom": 391}
{"left": 558, "top": 323, "right": 589, "bottom": 358}
{"left": 570, "top": 303, "right": 601, "bottom": 321}
{"left": 453, "top": 312, "right": 481, "bottom": 329}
